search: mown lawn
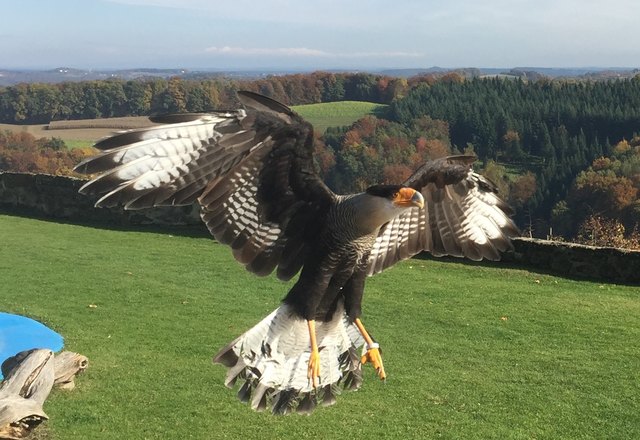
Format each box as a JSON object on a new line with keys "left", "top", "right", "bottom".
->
{"left": 1, "top": 214, "right": 639, "bottom": 439}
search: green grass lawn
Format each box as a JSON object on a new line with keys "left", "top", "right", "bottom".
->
{"left": 292, "top": 101, "right": 387, "bottom": 133}
{"left": 1, "top": 214, "right": 639, "bottom": 439}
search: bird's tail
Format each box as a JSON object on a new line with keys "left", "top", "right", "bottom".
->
{"left": 213, "top": 302, "right": 365, "bottom": 414}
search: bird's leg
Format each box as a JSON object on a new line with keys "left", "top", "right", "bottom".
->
{"left": 307, "top": 320, "right": 320, "bottom": 388}
{"left": 354, "top": 318, "right": 386, "bottom": 380}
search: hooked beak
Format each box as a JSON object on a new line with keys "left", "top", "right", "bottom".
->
{"left": 393, "top": 188, "right": 424, "bottom": 209}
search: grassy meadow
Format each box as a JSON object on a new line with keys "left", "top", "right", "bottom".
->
{"left": 293, "top": 101, "right": 387, "bottom": 133}
{"left": 1, "top": 213, "right": 639, "bottom": 439}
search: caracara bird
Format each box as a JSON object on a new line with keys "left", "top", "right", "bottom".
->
{"left": 75, "top": 91, "right": 519, "bottom": 414}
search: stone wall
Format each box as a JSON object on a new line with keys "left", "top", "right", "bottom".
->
{"left": 506, "top": 237, "right": 640, "bottom": 284}
{"left": 0, "top": 171, "right": 201, "bottom": 227}
{"left": 1, "top": 172, "right": 639, "bottom": 284}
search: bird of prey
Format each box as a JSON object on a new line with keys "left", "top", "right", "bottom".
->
{"left": 75, "top": 91, "right": 519, "bottom": 414}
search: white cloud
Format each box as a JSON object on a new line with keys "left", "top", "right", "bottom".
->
{"left": 204, "top": 46, "right": 423, "bottom": 58}
{"left": 349, "top": 51, "right": 423, "bottom": 58}
{"left": 205, "top": 46, "right": 328, "bottom": 57}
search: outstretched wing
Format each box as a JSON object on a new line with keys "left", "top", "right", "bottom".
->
{"left": 75, "top": 91, "right": 335, "bottom": 280}
{"left": 366, "top": 155, "right": 520, "bottom": 276}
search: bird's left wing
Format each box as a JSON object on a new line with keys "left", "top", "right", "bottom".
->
{"left": 366, "top": 155, "right": 520, "bottom": 276}
{"left": 75, "top": 91, "right": 336, "bottom": 280}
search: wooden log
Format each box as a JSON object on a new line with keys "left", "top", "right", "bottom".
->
{"left": 53, "top": 352, "right": 88, "bottom": 390}
{"left": 0, "top": 349, "right": 53, "bottom": 440}
{"left": 0, "top": 349, "right": 88, "bottom": 439}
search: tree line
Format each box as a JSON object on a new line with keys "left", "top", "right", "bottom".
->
{"left": 0, "top": 72, "right": 413, "bottom": 124}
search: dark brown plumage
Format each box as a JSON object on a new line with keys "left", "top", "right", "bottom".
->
{"left": 75, "top": 91, "right": 519, "bottom": 414}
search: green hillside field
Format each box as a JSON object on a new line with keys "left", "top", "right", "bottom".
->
{"left": 292, "top": 101, "right": 386, "bottom": 133}
{"left": 1, "top": 214, "right": 639, "bottom": 439}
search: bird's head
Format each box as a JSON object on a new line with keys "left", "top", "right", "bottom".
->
{"left": 365, "top": 185, "right": 425, "bottom": 209}
{"left": 349, "top": 185, "right": 425, "bottom": 236}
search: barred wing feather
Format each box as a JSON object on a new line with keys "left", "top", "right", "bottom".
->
{"left": 367, "top": 155, "right": 519, "bottom": 276}
{"left": 75, "top": 111, "right": 253, "bottom": 209}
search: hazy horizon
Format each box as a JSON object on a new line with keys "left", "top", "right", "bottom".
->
{"left": 2, "top": 65, "right": 639, "bottom": 73}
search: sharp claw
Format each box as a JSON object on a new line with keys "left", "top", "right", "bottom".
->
{"left": 361, "top": 347, "right": 386, "bottom": 380}
{"left": 353, "top": 318, "right": 386, "bottom": 380}
{"left": 308, "top": 349, "right": 320, "bottom": 388}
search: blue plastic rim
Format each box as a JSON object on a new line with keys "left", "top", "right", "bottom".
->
{"left": 0, "top": 312, "right": 64, "bottom": 380}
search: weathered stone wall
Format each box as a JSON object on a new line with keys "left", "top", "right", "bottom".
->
{"left": 506, "top": 237, "right": 640, "bottom": 284}
{"left": 1, "top": 172, "right": 639, "bottom": 284}
{"left": 0, "top": 172, "right": 201, "bottom": 227}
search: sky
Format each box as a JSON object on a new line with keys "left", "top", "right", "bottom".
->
{"left": 2, "top": 0, "right": 640, "bottom": 70}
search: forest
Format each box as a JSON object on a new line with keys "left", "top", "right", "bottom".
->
{"left": 388, "top": 78, "right": 640, "bottom": 239}
{"left": 0, "top": 72, "right": 411, "bottom": 124}
{"left": 1, "top": 72, "right": 639, "bottom": 248}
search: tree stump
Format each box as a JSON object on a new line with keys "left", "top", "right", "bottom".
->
{"left": 0, "top": 349, "right": 88, "bottom": 440}
{"left": 53, "top": 352, "right": 88, "bottom": 390}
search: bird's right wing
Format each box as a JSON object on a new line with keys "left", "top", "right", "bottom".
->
{"left": 366, "top": 155, "right": 520, "bottom": 276}
{"left": 74, "top": 110, "right": 254, "bottom": 209}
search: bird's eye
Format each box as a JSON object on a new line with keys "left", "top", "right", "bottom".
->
{"left": 393, "top": 192, "right": 399, "bottom": 199}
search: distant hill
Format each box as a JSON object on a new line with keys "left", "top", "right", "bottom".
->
{"left": 0, "top": 67, "right": 192, "bottom": 86}
{"left": 0, "top": 67, "right": 308, "bottom": 86}
{"left": 379, "top": 66, "right": 640, "bottom": 79}
{"left": 1, "top": 66, "right": 638, "bottom": 86}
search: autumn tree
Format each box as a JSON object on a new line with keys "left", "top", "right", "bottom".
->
{"left": 569, "top": 171, "right": 637, "bottom": 216}
{"left": 575, "top": 216, "right": 629, "bottom": 248}
{"left": 502, "top": 130, "right": 525, "bottom": 160}
{"left": 312, "top": 135, "right": 335, "bottom": 178}
{"left": 479, "top": 160, "right": 510, "bottom": 200}
{"left": 155, "top": 77, "right": 187, "bottom": 113}
{"left": 321, "top": 74, "right": 345, "bottom": 102}
{"left": 415, "top": 137, "right": 450, "bottom": 160}
{"left": 123, "top": 81, "right": 152, "bottom": 115}
{"left": 0, "top": 130, "right": 94, "bottom": 175}
{"left": 383, "top": 163, "right": 413, "bottom": 184}
{"left": 509, "top": 172, "right": 537, "bottom": 207}
{"left": 323, "top": 113, "right": 454, "bottom": 193}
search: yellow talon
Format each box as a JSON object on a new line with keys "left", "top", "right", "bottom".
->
{"left": 307, "top": 320, "right": 320, "bottom": 388}
{"left": 354, "top": 318, "right": 387, "bottom": 380}
{"left": 308, "top": 348, "right": 321, "bottom": 388}
{"left": 361, "top": 346, "right": 386, "bottom": 380}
